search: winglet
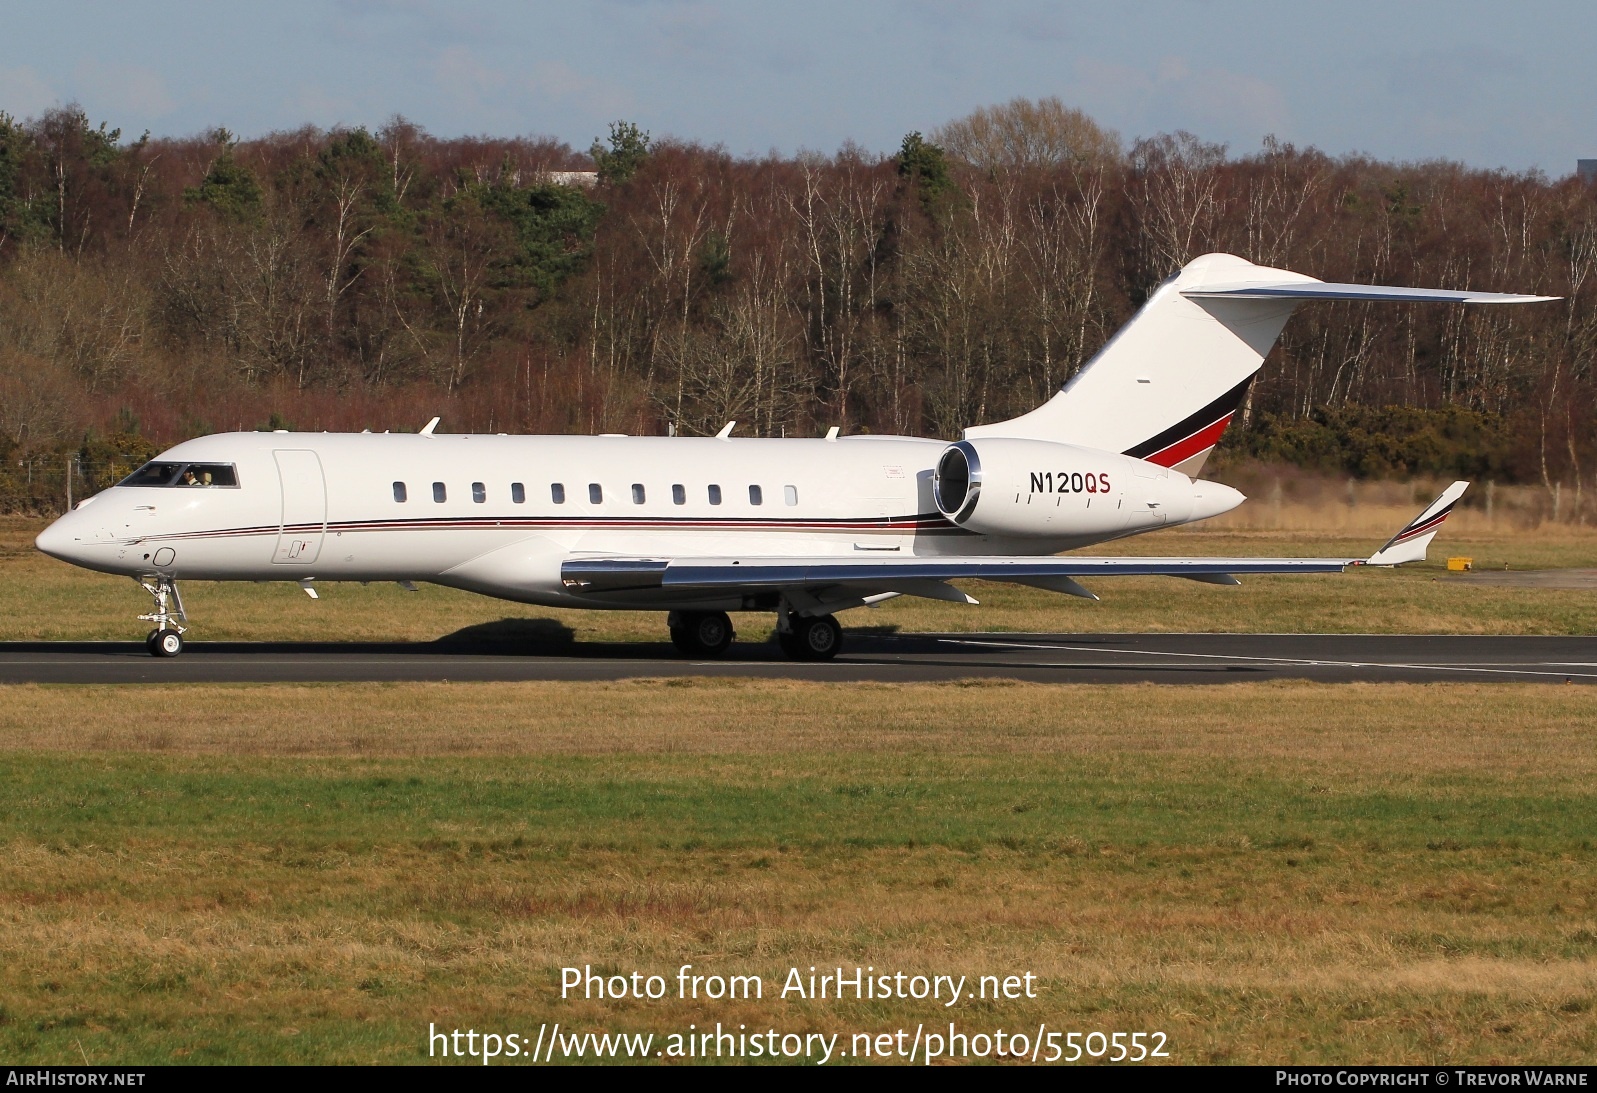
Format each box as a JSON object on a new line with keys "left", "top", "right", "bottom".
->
{"left": 419, "top": 416, "right": 440, "bottom": 437}
{"left": 1367, "top": 481, "right": 1470, "bottom": 566}
{"left": 715, "top": 421, "right": 736, "bottom": 439}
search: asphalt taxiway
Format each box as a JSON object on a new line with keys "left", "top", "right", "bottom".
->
{"left": 1, "top": 632, "right": 1593, "bottom": 684}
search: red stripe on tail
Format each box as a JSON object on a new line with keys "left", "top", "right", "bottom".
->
{"left": 1143, "top": 413, "right": 1234, "bottom": 469}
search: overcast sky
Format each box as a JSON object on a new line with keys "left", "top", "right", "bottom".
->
{"left": 0, "top": 0, "right": 1589, "bottom": 174}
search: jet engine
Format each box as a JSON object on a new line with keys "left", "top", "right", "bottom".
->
{"left": 932, "top": 438, "right": 1244, "bottom": 538}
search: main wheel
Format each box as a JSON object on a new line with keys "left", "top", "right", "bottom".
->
{"left": 150, "top": 629, "right": 184, "bottom": 658}
{"left": 668, "top": 611, "right": 735, "bottom": 657}
{"left": 782, "top": 615, "right": 842, "bottom": 661}
{"left": 776, "top": 627, "right": 803, "bottom": 659}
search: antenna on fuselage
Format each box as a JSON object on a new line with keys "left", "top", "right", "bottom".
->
{"left": 715, "top": 421, "right": 736, "bottom": 439}
{"left": 420, "top": 417, "right": 440, "bottom": 437}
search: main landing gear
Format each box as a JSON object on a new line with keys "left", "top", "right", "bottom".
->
{"left": 775, "top": 605, "right": 842, "bottom": 662}
{"left": 665, "top": 607, "right": 845, "bottom": 662}
{"left": 138, "top": 576, "right": 187, "bottom": 658}
{"left": 668, "top": 610, "right": 736, "bottom": 657}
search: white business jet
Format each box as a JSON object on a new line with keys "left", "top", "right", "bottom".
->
{"left": 35, "top": 253, "right": 1553, "bottom": 659}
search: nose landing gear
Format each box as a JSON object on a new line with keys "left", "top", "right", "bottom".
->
{"left": 146, "top": 628, "right": 184, "bottom": 657}
{"left": 137, "top": 576, "right": 188, "bottom": 657}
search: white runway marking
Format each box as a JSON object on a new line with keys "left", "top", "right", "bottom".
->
{"left": 940, "top": 639, "right": 1597, "bottom": 680}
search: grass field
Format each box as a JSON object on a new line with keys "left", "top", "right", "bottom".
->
{"left": 1, "top": 680, "right": 1594, "bottom": 1065}
{"left": 4, "top": 501, "right": 1596, "bottom": 1065}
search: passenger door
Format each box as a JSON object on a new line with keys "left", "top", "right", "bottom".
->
{"left": 272, "top": 449, "right": 326, "bottom": 564}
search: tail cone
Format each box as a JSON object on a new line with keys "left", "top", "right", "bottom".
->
{"left": 1189, "top": 481, "right": 1245, "bottom": 522}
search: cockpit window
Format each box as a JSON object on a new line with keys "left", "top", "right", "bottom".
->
{"left": 120, "top": 462, "right": 185, "bottom": 487}
{"left": 119, "top": 461, "right": 239, "bottom": 488}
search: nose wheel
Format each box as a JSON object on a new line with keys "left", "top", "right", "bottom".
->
{"left": 137, "top": 576, "right": 188, "bottom": 657}
{"left": 146, "top": 628, "right": 185, "bottom": 657}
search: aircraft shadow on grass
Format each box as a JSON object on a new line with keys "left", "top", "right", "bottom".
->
{"left": 434, "top": 617, "right": 903, "bottom": 658}
{"left": 435, "top": 617, "right": 577, "bottom": 651}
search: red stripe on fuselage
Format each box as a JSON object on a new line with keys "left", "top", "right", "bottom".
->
{"left": 131, "top": 513, "right": 969, "bottom": 545}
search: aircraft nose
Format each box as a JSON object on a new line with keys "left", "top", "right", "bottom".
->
{"left": 1189, "top": 481, "right": 1246, "bottom": 521}
{"left": 35, "top": 513, "right": 85, "bottom": 562}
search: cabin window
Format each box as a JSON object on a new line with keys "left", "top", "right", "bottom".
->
{"left": 749, "top": 485, "right": 763, "bottom": 505}
{"left": 784, "top": 485, "right": 798, "bottom": 506}
{"left": 511, "top": 482, "right": 525, "bottom": 504}
{"left": 551, "top": 483, "right": 565, "bottom": 504}
{"left": 672, "top": 484, "right": 686, "bottom": 505}
{"left": 432, "top": 482, "right": 447, "bottom": 503}
{"left": 632, "top": 483, "right": 646, "bottom": 504}
{"left": 708, "top": 484, "right": 722, "bottom": 505}
{"left": 589, "top": 483, "right": 603, "bottom": 504}
{"left": 392, "top": 482, "right": 407, "bottom": 503}
{"left": 472, "top": 481, "right": 486, "bottom": 504}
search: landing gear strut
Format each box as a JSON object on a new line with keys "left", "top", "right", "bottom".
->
{"left": 776, "top": 606, "right": 842, "bottom": 661}
{"left": 137, "top": 576, "right": 187, "bottom": 658}
{"left": 668, "top": 610, "right": 735, "bottom": 657}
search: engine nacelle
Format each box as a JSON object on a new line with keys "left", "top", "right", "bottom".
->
{"left": 933, "top": 438, "right": 1243, "bottom": 538}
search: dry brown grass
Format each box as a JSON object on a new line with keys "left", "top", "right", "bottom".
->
{"left": 0, "top": 679, "right": 1592, "bottom": 776}
{"left": 3, "top": 844, "right": 1592, "bottom": 1064}
{"left": 1, "top": 681, "right": 1595, "bottom": 1064}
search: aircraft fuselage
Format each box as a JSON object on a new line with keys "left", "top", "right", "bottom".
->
{"left": 36, "top": 430, "right": 1230, "bottom": 611}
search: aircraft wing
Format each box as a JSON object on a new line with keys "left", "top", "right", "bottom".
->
{"left": 561, "top": 483, "right": 1470, "bottom": 610}
{"left": 561, "top": 553, "right": 1359, "bottom": 606}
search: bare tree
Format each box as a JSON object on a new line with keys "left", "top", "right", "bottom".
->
{"left": 792, "top": 156, "right": 886, "bottom": 427}
{"left": 1128, "top": 131, "right": 1228, "bottom": 284}
{"left": 1020, "top": 170, "right": 1108, "bottom": 400}
{"left": 934, "top": 97, "right": 1121, "bottom": 174}
{"left": 421, "top": 192, "right": 506, "bottom": 391}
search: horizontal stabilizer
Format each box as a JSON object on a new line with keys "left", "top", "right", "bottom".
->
{"left": 1367, "top": 481, "right": 1470, "bottom": 566}
{"left": 1183, "top": 282, "right": 1558, "bottom": 305}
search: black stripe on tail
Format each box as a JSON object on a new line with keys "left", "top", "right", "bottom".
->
{"left": 1122, "top": 376, "right": 1254, "bottom": 462}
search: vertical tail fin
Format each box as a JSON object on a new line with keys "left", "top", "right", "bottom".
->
{"left": 965, "top": 253, "right": 1556, "bottom": 476}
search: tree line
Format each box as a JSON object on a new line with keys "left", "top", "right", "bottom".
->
{"left": 1, "top": 97, "right": 1594, "bottom": 512}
